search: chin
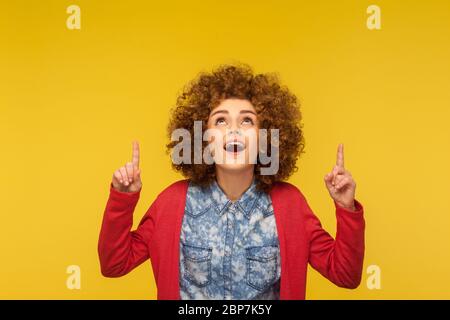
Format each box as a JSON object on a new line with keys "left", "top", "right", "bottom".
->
{"left": 215, "top": 162, "right": 253, "bottom": 173}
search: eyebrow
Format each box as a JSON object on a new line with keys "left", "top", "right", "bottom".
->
{"left": 210, "top": 109, "right": 257, "bottom": 117}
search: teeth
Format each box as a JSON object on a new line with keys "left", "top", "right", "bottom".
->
{"left": 225, "top": 141, "right": 245, "bottom": 152}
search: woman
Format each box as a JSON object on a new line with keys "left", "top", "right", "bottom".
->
{"left": 98, "top": 64, "right": 365, "bottom": 300}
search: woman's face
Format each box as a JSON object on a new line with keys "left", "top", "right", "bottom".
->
{"left": 206, "top": 98, "right": 259, "bottom": 172}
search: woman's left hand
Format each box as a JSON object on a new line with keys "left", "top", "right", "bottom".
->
{"left": 324, "top": 143, "right": 357, "bottom": 211}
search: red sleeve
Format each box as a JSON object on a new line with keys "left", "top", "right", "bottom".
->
{"left": 97, "top": 183, "right": 157, "bottom": 277}
{"left": 304, "top": 193, "right": 365, "bottom": 289}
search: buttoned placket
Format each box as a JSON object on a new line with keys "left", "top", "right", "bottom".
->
{"left": 222, "top": 200, "right": 237, "bottom": 300}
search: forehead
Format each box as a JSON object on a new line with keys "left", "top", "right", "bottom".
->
{"left": 212, "top": 98, "right": 256, "bottom": 113}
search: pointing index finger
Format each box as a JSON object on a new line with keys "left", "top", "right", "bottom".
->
{"left": 336, "top": 143, "right": 344, "bottom": 168}
{"left": 132, "top": 140, "right": 140, "bottom": 167}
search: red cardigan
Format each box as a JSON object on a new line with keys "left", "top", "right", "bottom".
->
{"left": 98, "top": 179, "right": 365, "bottom": 300}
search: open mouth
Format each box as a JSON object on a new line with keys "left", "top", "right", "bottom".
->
{"left": 224, "top": 141, "right": 245, "bottom": 153}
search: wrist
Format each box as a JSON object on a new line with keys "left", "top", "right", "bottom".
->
{"left": 336, "top": 199, "right": 356, "bottom": 211}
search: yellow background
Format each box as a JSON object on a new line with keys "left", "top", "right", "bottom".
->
{"left": 1, "top": 0, "right": 450, "bottom": 299}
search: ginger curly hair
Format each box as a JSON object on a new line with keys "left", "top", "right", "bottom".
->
{"left": 166, "top": 63, "right": 305, "bottom": 193}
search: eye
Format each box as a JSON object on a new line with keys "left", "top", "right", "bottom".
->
{"left": 215, "top": 117, "right": 227, "bottom": 125}
{"left": 242, "top": 117, "right": 254, "bottom": 125}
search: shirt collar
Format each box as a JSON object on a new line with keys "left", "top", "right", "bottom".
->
{"left": 209, "top": 177, "right": 261, "bottom": 219}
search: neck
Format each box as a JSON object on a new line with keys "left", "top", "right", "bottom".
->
{"left": 215, "top": 166, "right": 254, "bottom": 202}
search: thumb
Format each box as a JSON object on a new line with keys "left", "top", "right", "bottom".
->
{"left": 133, "top": 166, "right": 141, "bottom": 181}
{"left": 324, "top": 172, "right": 334, "bottom": 189}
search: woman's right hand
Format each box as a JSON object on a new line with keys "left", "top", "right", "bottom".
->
{"left": 111, "top": 140, "right": 142, "bottom": 193}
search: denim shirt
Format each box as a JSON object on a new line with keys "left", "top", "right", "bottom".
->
{"left": 179, "top": 178, "right": 281, "bottom": 300}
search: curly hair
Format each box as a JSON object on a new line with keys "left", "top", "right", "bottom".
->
{"left": 166, "top": 63, "right": 305, "bottom": 193}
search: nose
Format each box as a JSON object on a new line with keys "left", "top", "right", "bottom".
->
{"left": 226, "top": 118, "right": 243, "bottom": 137}
{"left": 227, "top": 128, "right": 242, "bottom": 137}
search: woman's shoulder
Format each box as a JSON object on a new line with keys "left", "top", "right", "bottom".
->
{"left": 155, "top": 179, "right": 189, "bottom": 201}
{"left": 271, "top": 180, "right": 302, "bottom": 195}
{"left": 270, "top": 180, "right": 308, "bottom": 203}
